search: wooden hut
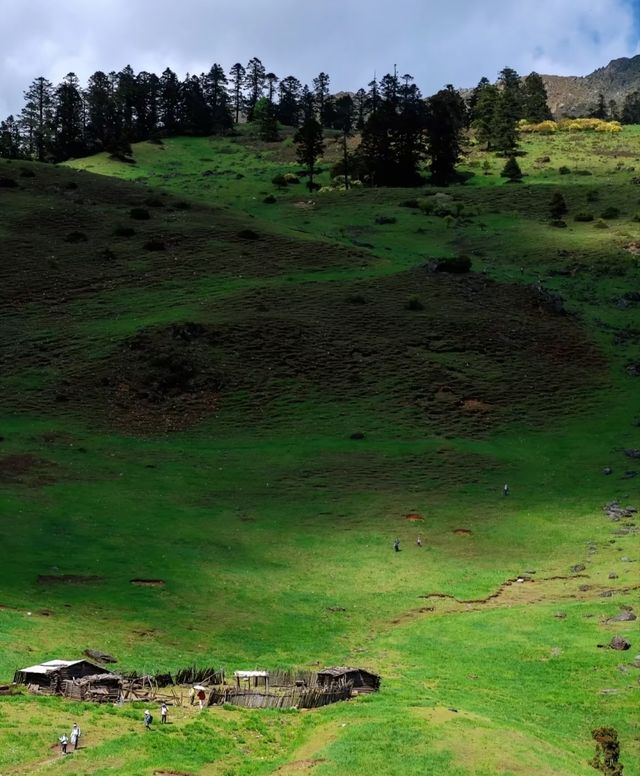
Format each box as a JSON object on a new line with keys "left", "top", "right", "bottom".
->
{"left": 316, "top": 667, "right": 381, "bottom": 693}
{"left": 14, "top": 659, "right": 110, "bottom": 693}
{"left": 62, "top": 673, "right": 122, "bottom": 703}
{"left": 234, "top": 670, "right": 270, "bottom": 691}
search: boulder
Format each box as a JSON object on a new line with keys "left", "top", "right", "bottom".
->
{"left": 602, "top": 467, "right": 613, "bottom": 475}
{"left": 608, "top": 611, "right": 637, "bottom": 623}
{"left": 610, "top": 635, "right": 631, "bottom": 651}
{"left": 570, "top": 563, "right": 586, "bottom": 573}
{"left": 624, "top": 449, "right": 640, "bottom": 459}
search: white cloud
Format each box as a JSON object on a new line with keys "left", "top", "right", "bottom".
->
{"left": 0, "top": 0, "right": 638, "bottom": 116}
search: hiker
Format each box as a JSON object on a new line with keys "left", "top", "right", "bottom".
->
{"left": 70, "top": 722, "right": 81, "bottom": 750}
{"left": 143, "top": 709, "right": 153, "bottom": 729}
{"left": 393, "top": 538, "right": 400, "bottom": 552}
{"left": 188, "top": 686, "right": 195, "bottom": 706}
{"left": 503, "top": 483, "right": 509, "bottom": 497}
{"left": 59, "top": 733, "right": 69, "bottom": 755}
{"left": 197, "top": 688, "right": 206, "bottom": 709}
{"left": 160, "top": 702, "right": 168, "bottom": 724}
{"left": 416, "top": 536, "right": 422, "bottom": 547}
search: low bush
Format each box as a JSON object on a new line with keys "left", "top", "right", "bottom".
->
{"left": 271, "top": 174, "right": 288, "bottom": 187}
{"left": 143, "top": 238, "right": 166, "bottom": 251}
{"left": 406, "top": 295, "right": 424, "bottom": 310}
{"left": 113, "top": 226, "right": 136, "bottom": 237}
{"left": 574, "top": 212, "right": 594, "bottom": 222}
{"left": 263, "top": 194, "right": 277, "bottom": 204}
{"left": 400, "top": 198, "right": 420, "bottom": 209}
{"left": 586, "top": 190, "right": 600, "bottom": 202}
{"left": 594, "top": 219, "right": 609, "bottom": 229}
{"left": 559, "top": 165, "right": 571, "bottom": 175}
{"left": 375, "top": 215, "right": 397, "bottom": 225}
{"left": 130, "top": 208, "right": 150, "bottom": 220}
{"left": 601, "top": 206, "right": 621, "bottom": 219}
{"left": 64, "top": 231, "right": 88, "bottom": 243}
{"left": 549, "top": 219, "right": 568, "bottom": 228}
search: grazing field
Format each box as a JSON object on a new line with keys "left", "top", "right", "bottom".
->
{"left": 0, "top": 124, "right": 638, "bottom": 775}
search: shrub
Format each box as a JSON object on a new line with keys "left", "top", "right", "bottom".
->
{"left": 19, "top": 168, "right": 35, "bottom": 178}
{"left": 501, "top": 157, "right": 523, "bottom": 182}
{"left": 283, "top": 173, "right": 300, "bottom": 184}
{"left": 406, "top": 295, "right": 424, "bottom": 310}
{"left": 64, "top": 231, "right": 88, "bottom": 243}
{"left": 549, "top": 219, "right": 567, "bottom": 228}
{"left": 271, "top": 174, "right": 288, "bottom": 187}
{"left": 174, "top": 201, "right": 191, "bottom": 210}
{"left": 594, "top": 219, "right": 609, "bottom": 229}
{"left": 574, "top": 212, "right": 594, "bottom": 222}
{"left": 375, "top": 215, "right": 397, "bottom": 225}
{"left": 549, "top": 192, "right": 568, "bottom": 219}
{"left": 400, "top": 198, "right": 420, "bottom": 209}
{"left": 0, "top": 176, "right": 18, "bottom": 188}
{"left": 238, "top": 229, "right": 260, "bottom": 240}
{"left": 113, "top": 226, "right": 136, "bottom": 237}
{"left": 263, "top": 194, "right": 277, "bottom": 204}
{"left": 145, "top": 197, "right": 164, "bottom": 208}
{"left": 586, "top": 190, "right": 600, "bottom": 203}
{"left": 589, "top": 726, "right": 624, "bottom": 775}
{"left": 143, "top": 239, "right": 166, "bottom": 251}
{"left": 574, "top": 169, "right": 593, "bottom": 176}
{"left": 537, "top": 155, "right": 551, "bottom": 164}
{"left": 130, "top": 207, "right": 150, "bottom": 220}
{"left": 559, "top": 165, "right": 571, "bottom": 175}
{"left": 601, "top": 206, "right": 620, "bottom": 219}
{"left": 429, "top": 256, "right": 472, "bottom": 273}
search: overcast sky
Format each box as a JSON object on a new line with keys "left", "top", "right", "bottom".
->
{"left": 1, "top": 0, "right": 640, "bottom": 117}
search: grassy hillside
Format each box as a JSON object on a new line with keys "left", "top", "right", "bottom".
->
{"left": 0, "top": 123, "right": 638, "bottom": 775}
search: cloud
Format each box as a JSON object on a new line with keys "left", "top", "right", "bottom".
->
{"left": 1, "top": 0, "right": 639, "bottom": 117}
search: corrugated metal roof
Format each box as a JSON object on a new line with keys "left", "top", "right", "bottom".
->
{"left": 19, "top": 659, "right": 87, "bottom": 674}
{"left": 234, "top": 670, "right": 269, "bottom": 678}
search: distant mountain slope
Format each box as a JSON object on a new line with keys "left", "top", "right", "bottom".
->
{"left": 542, "top": 55, "right": 640, "bottom": 116}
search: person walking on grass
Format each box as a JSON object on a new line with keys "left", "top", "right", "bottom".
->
{"left": 393, "top": 538, "right": 400, "bottom": 552}
{"left": 160, "top": 703, "right": 168, "bottom": 724}
{"left": 143, "top": 709, "right": 153, "bottom": 729}
{"left": 59, "top": 733, "right": 69, "bottom": 755}
{"left": 503, "top": 483, "right": 510, "bottom": 497}
{"left": 416, "top": 536, "right": 422, "bottom": 547}
{"left": 70, "top": 722, "right": 81, "bottom": 750}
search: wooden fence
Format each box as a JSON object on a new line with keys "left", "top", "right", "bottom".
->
{"left": 210, "top": 684, "right": 352, "bottom": 709}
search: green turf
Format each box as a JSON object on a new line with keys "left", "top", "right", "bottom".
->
{"left": 0, "top": 124, "right": 638, "bottom": 774}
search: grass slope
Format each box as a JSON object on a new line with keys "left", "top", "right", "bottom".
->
{"left": 0, "top": 123, "right": 638, "bottom": 775}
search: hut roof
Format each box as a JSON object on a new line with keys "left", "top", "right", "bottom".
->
{"left": 73, "top": 673, "right": 121, "bottom": 686}
{"left": 18, "top": 659, "right": 110, "bottom": 675}
{"left": 318, "top": 666, "right": 365, "bottom": 677}
{"left": 234, "top": 670, "right": 269, "bottom": 678}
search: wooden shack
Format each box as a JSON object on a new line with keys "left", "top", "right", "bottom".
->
{"left": 62, "top": 673, "right": 122, "bottom": 703}
{"left": 234, "top": 670, "right": 269, "bottom": 691}
{"left": 316, "top": 667, "right": 381, "bottom": 693}
{"left": 14, "top": 659, "right": 110, "bottom": 693}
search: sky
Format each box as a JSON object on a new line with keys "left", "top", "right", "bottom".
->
{"left": 1, "top": 0, "right": 640, "bottom": 117}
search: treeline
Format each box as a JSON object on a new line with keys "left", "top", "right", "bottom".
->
{"left": 589, "top": 90, "right": 640, "bottom": 124}
{"left": 0, "top": 58, "right": 553, "bottom": 186}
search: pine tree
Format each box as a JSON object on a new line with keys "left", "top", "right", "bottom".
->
{"left": 229, "top": 63, "right": 246, "bottom": 124}
{"left": 621, "top": 91, "right": 640, "bottom": 124}
{"left": 180, "top": 74, "right": 211, "bottom": 135}
{"left": 277, "top": 76, "right": 302, "bottom": 126}
{"left": 522, "top": 72, "right": 551, "bottom": 122}
{"left": 159, "top": 68, "right": 181, "bottom": 134}
{"left": 590, "top": 93, "right": 607, "bottom": 120}
{"left": 115, "top": 65, "right": 137, "bottom": 139}
{"left": 244, "top": 57, "right": 266, "bottom": 120}
{"left": 367, "top": 75, "right": 380, "bottom": 117}
{"left": 468, "top": 76, "right": 490, "bottom": 119}
{"left": 313, "top": 72, "right": 331, "bottom": 125}
{"left": 203, "top": 64, "right": 233, "bottom": 134}
{"left": 300, "top": 85, "right": 315, "bottom": 122}
{"left": 0, "top": 115, "right": 23, "bottom": 158}
{"left": 493, "top": 67, "right": 522, "bottom": 154}
{"left": 334, "top": 94, "right": 355, "bottom": 187}
{"left": 425, "top": 85, "right": 466, "bottom": 185}
{"left": 265, "top": 72, "right": 278, "bottom": 103}
{"left": 354, "top": 88, "right": 367, "bottom": 130}
{"left": 294, "top": 117, "right": 324, "bottom": 190}
{"left": 54, "top": 72, "right": 85, "bottom": 160}
{"left": 500, "top": 156, "right": 523, "bottom": 182}
{"left": 134, "top": 71, "right": 160, "bottom": 140}
{"left": 253, "top": 96, "right": 279, "bottom": 141}
{"left": 20, "top": 77, "right": 55, "bottom": 161}
{"left": 471, "top": 81, "right": 499, "bottom": 148}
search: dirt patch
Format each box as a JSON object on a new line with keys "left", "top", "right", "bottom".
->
{"left": 130, "top": 578, "right": 165, "bottom": 587}
{"left": 154, "top": 771, "right": 197, "bottom": 776}
{"left": 37, "top": 574, "right": 104, "bottom": 586}
{"left": 625, "top": 241, "right": 640, "bottom": 255}
{"left": 462, "top": 399, "right": 492, "bottom": 412}
{"left": 405, "top": 512, "right": 424, "bottom": 522}
{"left": 275, "top": 760, "right": 327, "bottom": 773}
{"left": 453, "top": 528, "right": 473, "bottom": 535}
{"left": 0, "top": 454, "right": 58, "bottom": 486}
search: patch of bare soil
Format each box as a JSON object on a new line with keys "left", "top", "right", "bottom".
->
{"left": 405, "top": 512, "right": 424, "bottom": 521}
{"left": 37, "top": 574, "right": 104, "bottom": 585}
{"left": 625, "top": 241, "right": 640, "bottom": 255}
{"left": 130, "top": 578, "right": 165, "bottom": 587}
{"left": 453, "top": 528, "right": 473, "bottom": 535}
{"left": 275, "top": 760, "right": 327, "bottom": 773}
{"left": 0, "top": 454, "right": 57, "bottom": 485}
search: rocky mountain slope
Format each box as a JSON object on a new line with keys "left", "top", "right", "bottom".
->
{"left": 542, "top": 55, "right": 640, "bottom": 116}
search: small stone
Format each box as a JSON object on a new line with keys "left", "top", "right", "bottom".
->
{"left": 600, "top": 591, "right": 613, "bottom": 597}
{"left": 603, "top": 467, "right": 613, "bottom": 475}
{"left": 608, "top": 611, "right": 637, "bottom": 623}
{"left": 579, "top": 584, "right": 591, "bottom": 592}
{"left": 624, "top": 448, "right": 640, "bottom": 459}
{"left": 608, "top": 572, "right": 619, "bottom": 579}
{"left": 571, "top": 563, "right": 586, "bottom": 573}
{"left": 554, "top": 611, "right": 567, "bottom": 619}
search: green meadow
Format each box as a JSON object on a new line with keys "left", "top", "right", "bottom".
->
{"left": 0, "top": 123, "right": 638, "bottom": 774}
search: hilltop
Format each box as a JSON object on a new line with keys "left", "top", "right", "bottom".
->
{"left": 542, "top": 55, "right": 640, "bottom": 116}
